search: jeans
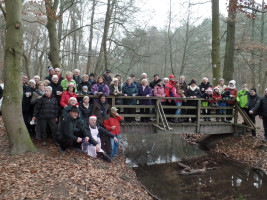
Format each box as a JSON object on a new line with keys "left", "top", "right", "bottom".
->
{"left": 110, "top": 135, "right": 120, "bottom": 157}
{"left": 175, "top": 102, "right": 182, "bottom": 116}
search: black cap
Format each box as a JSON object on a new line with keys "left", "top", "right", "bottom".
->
{"left": 154, "top": 74, "right": 159, "bottom": 77}
{"left": 69, "top": 106, "right": 79, "bottom": 113}
{"left": 106, "top": 70, "right": 111, "bottom": 73}
{"left": 251, "top": 88, "right": 257, "bottom": 93}
{"left": 89, "top": 73, "right": 95, "bottom": 77}
{"left": 190, "top": 79, "right": 196, "bottom": 85}
{"left": 130, "top": 73, "right": 135, "bottom": 77}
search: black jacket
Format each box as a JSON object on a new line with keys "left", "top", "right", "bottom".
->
{"left": 56, "top": 114, "right": 93, "bottom": 142}
{"left": 77, "top": 81, "right": 92, "bottom": 92}
{"left": 149, "top": 80, "right": 161, "bottom": 89}
{"left": 50, "top": 81, "right": 63, "bottom": 105}
{"left": 33, "top": 95, "right": 58, "bottom": 119}
{"left": 84, "top": 122, "right": 115, "bottom": 146}
{"left": 0, "top": 85, "right": 3, "bottom": 100}
{"left": 79, "top": 102, "right": 93, "bottom": 121}
{"left": 73, "top": 75, "right": 82, "bottom": 85}
{"left": 247, "top": 94, "right": 261, "bottom": 114}
{"left": 102, "top": 74, "right": 112, "bottom": 86}
{"left": 92, "top": 100, "right": 110, "bottom": 125}
{"left": 259, "top": 96, "right": 267, "bottom": 118}
{"left": 186, "top": 86, "right": 202, "bottom": 106}
{"left": 199, "top": 82, "right": 212, "bottom": 94}
{"left": 45, "top": 74, "right": 53, "bottom": 82}
{"left": 22, "top": 83, "right": 32, "bottom": 113}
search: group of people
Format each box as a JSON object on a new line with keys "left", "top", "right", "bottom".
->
{"left": 19, "top": 66, "right": 267, "bottom": 160}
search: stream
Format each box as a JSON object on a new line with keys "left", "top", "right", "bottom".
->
{"left": 121, "top": 133, "right": 267, "bottom": 200}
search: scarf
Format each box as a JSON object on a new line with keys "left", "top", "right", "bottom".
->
{"left": 38, "top": 89, "right": 45, "bottom": 96}
{"left": 189, "top": 85, "right": 198, "bottom": 91}
{"left": 98, "top": 83, "right": 105, "bottom": 93}
{"left": 114, "top": 85, "right": 119, "bottom": 93}
{"left": 227, "top": 85, "right": 236, "bottom": 89}
{"left": 66, "top": 77, "right": 72, "bottom": 82}
{"left": 100, "top": 101, "right": 106, "bottom": 117}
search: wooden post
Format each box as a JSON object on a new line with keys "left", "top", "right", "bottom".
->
{"left": 156, "top": 100, "right": 159, "bottom": 125}
{"left": 234, "top": 102, "right": 238, "bottom": 124}
{"left": 197, "top": 99, "right": 201, "bottom": 133}
{"left": 111, "top": 96, "right": 115, "bottom": 107}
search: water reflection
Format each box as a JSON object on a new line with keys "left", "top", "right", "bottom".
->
{"left": 121, "top": 133, "right": 205, "bottom": 167}
{"left": 134, "top": 162, "right": 267, "bottom": 200}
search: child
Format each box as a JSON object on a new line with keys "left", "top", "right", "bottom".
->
{"left": 201, "top": 87, "right": 213, "bottom": 121}
{"left": 210, "top": 87, "right": 222, "bottom": 122}
{"left": 224, "top": 80, "right": 238, "bottom": 123}
{"left": 154, "top": 80, "right": 166, "bottom": 104}
{"left": 172, "top": 81, "right": 185, "bottom": 123}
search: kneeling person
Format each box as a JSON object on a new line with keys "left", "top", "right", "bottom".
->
{"left": 56, "top": 106, "right": 91, "bottom": 152}
{"left": 84, "top": 115, "right": 118, "bottom": 162}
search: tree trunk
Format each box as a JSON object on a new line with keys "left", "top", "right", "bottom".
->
{"left": 45, "top": 0, "right": 61, "bottom": 68}
{"left": 250, "top": 0, "right": 256, "bottom": 87}
{"left": 94, "top": 0, "right": 116, "bottom": 75}
{"left": 259, "top": 0, "right": 265, "bottom": 94}
{"left": 211, "top": 0, "right": 221, "bottom": 87}
{"left": 86, "top": 0, "right": 97, "bottom": 74}
{"left": 167, "top": 0, "right": 174, "bottom": 75}
{"left": 223, "top": 0, "right": 237, "bottom": 83}
{"left": 2, "top": 0, "right": 36, "bottom": 155}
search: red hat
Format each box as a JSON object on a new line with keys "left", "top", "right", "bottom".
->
{"left": 89, "top": 115, "right": 97, "bottom": 119}
{"left": 169, "top": 75, "right": 176, "bottom": 78}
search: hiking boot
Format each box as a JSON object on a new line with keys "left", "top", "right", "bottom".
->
{"left": 208, "top": 118, "right": 211, "bottom": 121}
{"left": 42, "top": 141, "right": 47, "bottom": 146}
{"left": 97, "top": 152, "right": 112, "bottom": 162}
{"left": 251, "top": 136, "right": 257, "bottom": 139}
{"left": 58, "top": 146, "right": 66, "bottom": 154}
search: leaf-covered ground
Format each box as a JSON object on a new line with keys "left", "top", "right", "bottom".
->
{"left": 183, "top": 116, "right": 267, "bottom": 174}
{"left": 0, "top": 117, "right": 152, "bottom": 200}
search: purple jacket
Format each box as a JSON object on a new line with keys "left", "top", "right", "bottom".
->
{"left": 138, "top": 85, "right": 153, "bottom": 105}
{"left": 91, "top": 83, "right": 110, "bottom": 96}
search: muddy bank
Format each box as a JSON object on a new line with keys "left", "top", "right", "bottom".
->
{"left": 0, "top": 117, "right": 151, "bottom": 200}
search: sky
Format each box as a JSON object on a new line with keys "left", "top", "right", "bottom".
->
{"left": 137, "top": 0, "right": 229, "bottom": 29}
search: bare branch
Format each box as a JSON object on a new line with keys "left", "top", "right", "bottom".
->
{"left": 0, "top": 2, "right": 6, "bottom": 20}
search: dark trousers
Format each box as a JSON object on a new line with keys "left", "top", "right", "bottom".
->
{"left": 124, "top": 107, "right": 135, "bottom": 122}
{"left": 23, "top": 111, "right": 34, "bottom": 135}
{"left": 57, "top": 131, "right": 84, "bottom": 150}
{"left": 263, "top": 117, "right": 267, "bottom": 137}
{"left": 39, "top": 118, "right": 57, "bottom": 142}
{"left": 245, "top": 110, "right": 256, "bottom": 136}
{"left": 140, "top": 108, "right": 150, "bottom": 122}
{"left": 100, "top": 135, "right": 112, "bottom": 156}
{"left": 226, "top": 103, "right": 233, "bottom": 121}
{"left": 188, "top": 109, "right": 197, "bottom": 122}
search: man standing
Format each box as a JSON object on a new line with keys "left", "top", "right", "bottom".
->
{"left": 45, "top": 66, "right": 55, "bottom": 82}
{"left": 149, "top": 74, "right": 160, "bottom": 89}
{"left": 103, "top": 69, "right": 112, "bottom": 86}
{"left": 73, "top": 69, "right": 82, "bottom": 85}
{"left": 32, "top": 86, "right": 58, "bottom": 145}
{"left": 259, "top": 88, "right": 267, "bottom": 142}
{"left": 246, "top": 88, "right": 261, "bottom": 138}
{"left": 54, "top": 68, "right": 64, "bottom": 84}
{"left": 199, "top": 77, "right": 212, "bottom": 94}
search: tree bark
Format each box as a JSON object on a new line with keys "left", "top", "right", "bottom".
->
{"left": 259, "top": 0, "right": 265, "bottom": 94}
{"left": 86, "top": 0, "right": 97, "bottom": 74}
{"left": 211, "top": 0, "right": 221, "bottom": 87}
{"left": 250, "top": 0, "right": 256, "bottom": 87}
{"left": 45, "top": 0, "right": 61, "bottom": 68}
{"left": 94, "top": 0, "right": 116, "bottom": 75}
{"left": 2, "top": 0, "right": 36, "bottom": 155}
{"left": 223, "top": 0, "right": 237, "bottom": 83}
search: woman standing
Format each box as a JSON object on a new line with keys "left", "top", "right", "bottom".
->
{"left": 91, "top": 76, "right": 110, "bottom": 96}
{"left": 60, "top": 83, "right": 78, "bottom": 108}
{"left": 138, "top": 79, "right": 152, "bottom": 122}
{"left": 61, "top": 71, "right": 77, "bottom": 91}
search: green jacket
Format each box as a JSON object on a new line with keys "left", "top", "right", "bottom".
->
{"left": 237, "top": 89, "right": 250, "bottom": 108}
{"left": 61, "top": 78, "right": 77, "bottom": 91}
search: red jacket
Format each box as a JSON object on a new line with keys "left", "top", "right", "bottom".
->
{"left": 224, "top": 87, "right": 237, "bottom": 104}
{"left": 60, "top": 90, "right": 78, "bottom": 108}
{"left": 164, "top": 80, "right": 175, "bottom": 97}
{"left": 210, "top": 91, "right": 221, "bottom": 103}
{"left": 104, "top": 114, "right": 123, "bottom": 136}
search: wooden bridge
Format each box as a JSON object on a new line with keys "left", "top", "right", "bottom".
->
{"left": 81, "top": 95, "right": 255, "bottom": 135}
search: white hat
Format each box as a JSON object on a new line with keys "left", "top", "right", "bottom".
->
{"left": 229, "top": 80, "right": 236, "bottom": 85}
{"left": 52, "top": 75, "right": 58, "bottom": 80}
{"left": 29, "top": 79, "right": 36, "bottom": 85}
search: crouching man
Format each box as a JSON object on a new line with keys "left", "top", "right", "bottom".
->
{"left": 56, "top": 106, "right": 92, "bottom": 153}
{"left": 84, "top": 115, "right": 118, "bottom": 162}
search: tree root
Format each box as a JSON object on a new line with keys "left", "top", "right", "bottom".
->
{"left": 177, "top": 161, "right": 217, "bottom": 175}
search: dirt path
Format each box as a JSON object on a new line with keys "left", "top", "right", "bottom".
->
{"left": 0, "top": 117, "right": 152, "bottom": 200}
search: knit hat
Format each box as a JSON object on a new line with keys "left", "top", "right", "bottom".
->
{"left": 89, "top": 115, "right": 97, "bottom": 119}
{"left": 229, "top": 80, "right": 236, "bottom": 85}
{"left": 48, "top": 66, "right": 54, "bottom": 72}
{"left": 206, "top": 87, "right": 213, "bottom": 92}
{"left": 29, "top": 79, "right": 36, "bottom": 85}
{"left": 130, "top": 74, "right": 135, "bottom": 77}
{"left": 169, "top": 75, "right": 176, "bottom": 78}
{"left": 106, "top": 70, "right": 111, "bottom": 73}
{"left": 68, "top": 83, "right": 75, "bottom": 87}
{"left": 89, "top": 73, "right": 95, "bottom": 77}
{"left": 251, "top": 88, "right": 257, "bottom": 93}
{"left": 190, "top": 79, "right": 196, "bottom": 85}
{"left": 141, "top": 73, "right": 147, "bottom": 77}
{"left": 213, "top": 87, "right": 220, "bottom": 91}
{"left": 51, "top": 75, "right": 58, "bottom": 80}
{"left": 82, "top": 86, "right": 88, "bottom": 90}
{"left": 68, "top": 97, "right": 77, "bottom": 103}
{"left": 203, "top": 77, "right": 208, "bottom": 81}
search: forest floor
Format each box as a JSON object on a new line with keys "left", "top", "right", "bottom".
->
{"left": 0, "top": 117, "right": 152, "bottom": 200}
{"left": 183, "top": 116, "right": 267, "bottom": 174}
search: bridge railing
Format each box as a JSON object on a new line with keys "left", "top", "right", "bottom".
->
{"left": 77, "top": 95, "right": 253, "bottom": 132}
